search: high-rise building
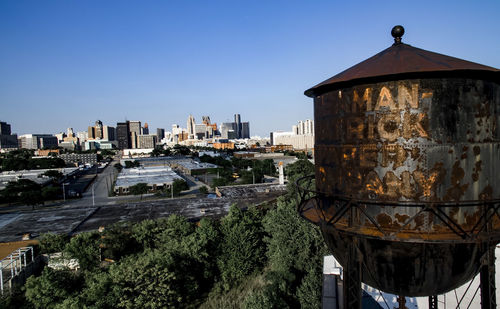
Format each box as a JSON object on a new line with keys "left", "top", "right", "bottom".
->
{"left": 234, "top": 114, "right": 241, "bottom": 138}
{"left": 143, "top": 123, "right": 149, "bottom": 135}
{"left": 241, "top": 122, "right": 250, "bottom": 139}
{"left": 76, "top": 131, "right": 88, "bottom": 144}
{"left": 0, "top": 122, "right": 12, "bottom": 135}
{"left": 270, "top": 119, "right": 314, "bottom": 150}
{"left": 116, "top": 122, "right": 131, "bottom": 149}
{"left": 137, "top": 135, "right": 157, "bottom": 149}
{"left": 157, "top": 128, "right": 165, "bottom": 141}
{"left": 128, "top": 121, "right": 141, "bottom": 148}
{"left": 0, "top": 121, "right": 18, "bottom": 149}
{"left": 129, "top": 121, "right": 141, "bottom": 136}
{"left": 88, "top": 120, "right": 104, "bottom": 140}
{"left": 102, "top": 125, "right": 116, "bottom": 141}
{"left": 219, "top": 114, "right": 250, "bottom": 139}
{"left": 187, "top": 115, "right": 195, "bottom": 139}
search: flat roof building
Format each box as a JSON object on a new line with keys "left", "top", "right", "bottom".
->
{"left": 114, "top": 166, "right": 183, "bottom": 195}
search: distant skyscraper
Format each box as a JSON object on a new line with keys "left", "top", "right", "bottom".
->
{"left": 128, "top": 121, "right": 141, "bottom": 148}
{"left": 116, "top": 122, "right": 131, "bottom": 149}
{"left": 143, "top": 123, "right": 149, "bottom": 135}
{"left": 241, "top": 122, "right": 250, "bottom": 139}
{"left": 187, "top": 115, "right": 195, "bottom": 139}
{"left": 0, "top": 121, "right": 12, "bottom": 135}
{"left": 234, "top": 114, "right": 241, "bottom": 138}
{"left": 88, "top": 120, "right": 104, "bottom": 140}
{"left": 0, "top": 121, "right": 18, "bottom": 149}
{"left": 102, "top": 125, "right": 116, "bottom": 141}
{"left": 129, "top": 121, "right": 141, "bottom": 136}
{"left": 157, "top": 128, "right": 165, "bottom": 141}
{"left": 137, "top": 135, "right": 157, "bottom": 149}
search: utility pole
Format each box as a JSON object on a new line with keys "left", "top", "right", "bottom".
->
{"left": 92, "top": 183, "right": 95, "bottom": 206}
{"left": 171, "top": 183, "right": 173, "bottom": 199}
{"left": 62, "top": 183, "right": 66, "bottom": 202}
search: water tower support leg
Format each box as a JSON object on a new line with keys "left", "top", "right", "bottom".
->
{"left": 343, "top": 239, "right": 362, "bottom": 309}
{"left": 428, "top": 295, "right": 438, "bottom": 309}
{"left": 480, "top": 246, "right": 497, "bottom": 309}
{"left": 480, "top": 246, "right": 496, "bottom": 309}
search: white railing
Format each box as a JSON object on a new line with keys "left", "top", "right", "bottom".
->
{"left": 0, "top": 246, "right": 34, "bottom": 294}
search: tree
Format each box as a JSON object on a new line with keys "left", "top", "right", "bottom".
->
{"left": 173, "top": 144, "right": 190, "bottom": 156}
{"left": 109, "top": 250, "right": 200, "bottom": 308}
{"left": 113, "top": 163, "right": 123, "bottom": 172}
{"left": 173, "top": 179, "right": 188, "bottom": 195}
{"left": 64, "top": 232, "right": 100, "bottom": 271}
{"left": 43, "top": 170, "right": 64, "bottom": 182}
{"left": 124, "top": 160, "right": 140, "bottom": 168}
{"left": 100, "top": 222, "right": 139, "bottom": 261}
{"left": 39, "top": 232, "right": 69, "bottom": 254}
{"left": 42, "top": 186, "right": 61, "bottom": 200}
{"left": 128, "top": 183, "right": 149, "bottom": 199}
{"left": 25, "top": 268, "right": 82, "bottom": 309}
{"left": 211, "top": 177, "right": 230, "bottom": 189}
{"left": 284, "top": 159, "right": 315, "bottom": 198}
{"left": 217, "top": 205, "right": 266, "bottom": 291}
{"left": 199, "top": 186, "right": 208, "bottom": 194}
{"left": 150, "top": 147, "right": 162, "bottom": 157}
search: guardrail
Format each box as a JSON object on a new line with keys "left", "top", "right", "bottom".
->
{"left": 0, "top": 247, "right": 34, "bottom": 294}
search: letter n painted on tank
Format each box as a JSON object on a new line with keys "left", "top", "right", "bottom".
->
{"left": 375, "top": 87, "right": 397, "bottom": 110}
{"left": 384, "top": 171, "right": 402, "bottom": 199}
{"left": 353, "top": 88, "right": 372, "bottom": 112}
{"left": 398, "top": 83, "right": 419, "bottom": 109}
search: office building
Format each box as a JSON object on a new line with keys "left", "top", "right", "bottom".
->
{"left": 0, "top": 121, "right": 18, "bottom": 149}
{"left": 0, "top": 122, "right": 12, "bottom": 135}
{"left": 157, "top": 128, "right": 165, "bottom": 141}
{"left": 271, "top": 119, "right": 314, "bottom": 150}
{"left": 116, "top": 122, "right": 131, "bottom": 149}
{"left": 142, "top": 123, "right": 149, "bottom": 135}
{"left": 137, "top": 135, "right": 157, "bottom": 149}
{"left": 187, "top": 115, "right": 195, "bottom": 139}
{"left": 102, "top": 125, "right": 115, "bottom": 141}
{"left": 76, "top": 131, "right": 88, "bottom": 143}
{"left": 88, "top": 120, "right": 103, "bottom": 140}
{"left": 129, "top": 121, "right": 141, "bottom": 148}
{"left": 18, "top": 134, "right": 58, "bottom": 150}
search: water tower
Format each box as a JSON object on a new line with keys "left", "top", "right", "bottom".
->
{"left": 297, "top": 26, "right": 500, "bottom": 309}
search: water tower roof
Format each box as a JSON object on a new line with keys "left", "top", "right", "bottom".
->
{"left": 305, "top": 26, "right": 500, "bottom": 97}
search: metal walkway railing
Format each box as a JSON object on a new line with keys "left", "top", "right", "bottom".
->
{"left": 0, "top": 246, "right": 34, "bottom": 294}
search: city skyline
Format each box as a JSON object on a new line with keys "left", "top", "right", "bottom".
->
{"left": 2, "top": 1, "right": 500, "bottom": 136}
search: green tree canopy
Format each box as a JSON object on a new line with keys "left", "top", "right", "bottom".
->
{"left": 129, "top": 182, "right": 149, "bottom": 198}
{"left": 64, "top": 232, "right": 100, "bottom": 271}
{"left": 217, "top": 205, "right": 266, "bottom": 291}
{"left": 25, "top": 268, "right": 82, "bottom": 309}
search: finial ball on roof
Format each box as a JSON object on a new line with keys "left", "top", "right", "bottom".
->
{"left": 391, "top": 25, "right": 405, "bottom": 44}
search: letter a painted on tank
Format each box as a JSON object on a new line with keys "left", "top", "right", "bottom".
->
{"left": 375, "top": 87, "right": 397, "bottom": 110}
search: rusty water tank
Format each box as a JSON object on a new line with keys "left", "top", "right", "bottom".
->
{"left": 301, "top": 26, "right": 500, "bottom": 296}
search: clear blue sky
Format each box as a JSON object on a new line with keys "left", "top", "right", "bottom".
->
{"left": 1, "top": 1, "right": 500, "bottom": 137}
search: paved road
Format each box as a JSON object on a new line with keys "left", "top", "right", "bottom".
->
{"left": 66, "top": 159, "right": 118, "bottom": 207}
